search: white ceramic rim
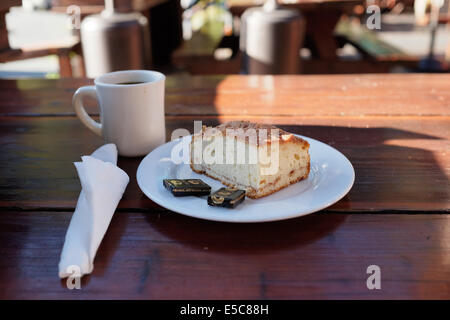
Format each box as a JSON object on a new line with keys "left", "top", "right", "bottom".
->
{"left": 94, "top": 70, "right": 165, "bottom": 87}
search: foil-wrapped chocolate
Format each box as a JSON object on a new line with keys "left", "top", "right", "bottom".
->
{"left": 207, "top": 187, "right": 246, "bottom": 208}
{"left": 163, "top": 179, "right": 211, "bottom": 197}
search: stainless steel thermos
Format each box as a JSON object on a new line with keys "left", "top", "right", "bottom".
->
{"left": 240, "top": 0, "right": 305, "bottom": 74}
{"left": 80, "top": 0, "right": 151, "bottom": 78}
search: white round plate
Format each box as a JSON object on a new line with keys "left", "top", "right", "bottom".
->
{"left": 137, "top": 135, "right": 354, "bottom": 223}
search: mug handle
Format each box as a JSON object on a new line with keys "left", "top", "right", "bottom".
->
{"left": 73, "top": 86, "right": 102, "bottom": 136}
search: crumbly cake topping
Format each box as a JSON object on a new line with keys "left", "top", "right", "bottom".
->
{"left": 199, "top": 121, "right": 309, "bottom": 147}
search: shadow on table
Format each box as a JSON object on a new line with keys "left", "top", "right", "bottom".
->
{"left": 150, "top": 120, "right": 447, "bottom": 211}
{"left": 141, "top": 122, "right": 447, "bottom": 253}
{"left": 146, "top": 212, "right": 348, "bottom": 254}
{"left": 58, "top": 213, "right": 130, "bottom": 289}
{"left": 281, "top": 125, "right": 448, "bottom": 211}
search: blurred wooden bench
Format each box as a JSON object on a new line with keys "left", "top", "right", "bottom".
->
{"left": 334, "top": 18, "right": 419, "bottom": 68}
{"left": 0, "top": 44, "right": 82, "bottom": 77}
{"left": 0, "top": 1, "right": 82, "bottom": 77}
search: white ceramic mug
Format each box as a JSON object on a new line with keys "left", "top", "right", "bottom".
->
{"left": 73, "top": 70, "right": 166, "bottom": 157}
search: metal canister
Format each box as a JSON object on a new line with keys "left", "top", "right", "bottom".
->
{"left": 80, "top": 0, "right": 151, "bottom": 78}
{"left": 240, "top": 0, "right": 305, "bottom": 74}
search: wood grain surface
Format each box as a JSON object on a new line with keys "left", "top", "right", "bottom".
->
{"left": 1, "top": 211, "right": 449, "bottom": 299}
{"left": 0, "top": 74, "right": 449, "bottom": 299}
{"left": 0, "top": 75, "right": 449, "bottom": 116}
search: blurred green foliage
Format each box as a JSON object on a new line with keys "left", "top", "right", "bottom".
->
{"left": 190, "top": 0, "right": 230, "bottom": 43}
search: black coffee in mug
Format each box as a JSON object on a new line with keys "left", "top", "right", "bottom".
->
{"left": 116, "top": 81, "right": 145, "bottom": 85}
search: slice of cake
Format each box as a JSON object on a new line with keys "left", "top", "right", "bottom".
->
{"left": 190, "top": 121, "right": 310, "bottom": 198}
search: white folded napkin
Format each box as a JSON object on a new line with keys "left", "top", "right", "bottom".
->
{"left": 58, "top": 144, "right": 129, "bottom": 278}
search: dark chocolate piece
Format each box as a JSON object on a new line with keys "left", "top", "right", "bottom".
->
{"left": 207, "top": 187, "right": 246, "bottom": 208}
{"left": 163, "top": 179, "right": 211, "bottom": 197}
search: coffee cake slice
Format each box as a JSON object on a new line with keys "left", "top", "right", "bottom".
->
{"left": 190, "top": 121, "right": 310, "bottom": 199}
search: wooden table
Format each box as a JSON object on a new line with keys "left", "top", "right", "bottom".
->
{"left": 0, "top": 74, "right": 449, "bottom": 299}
